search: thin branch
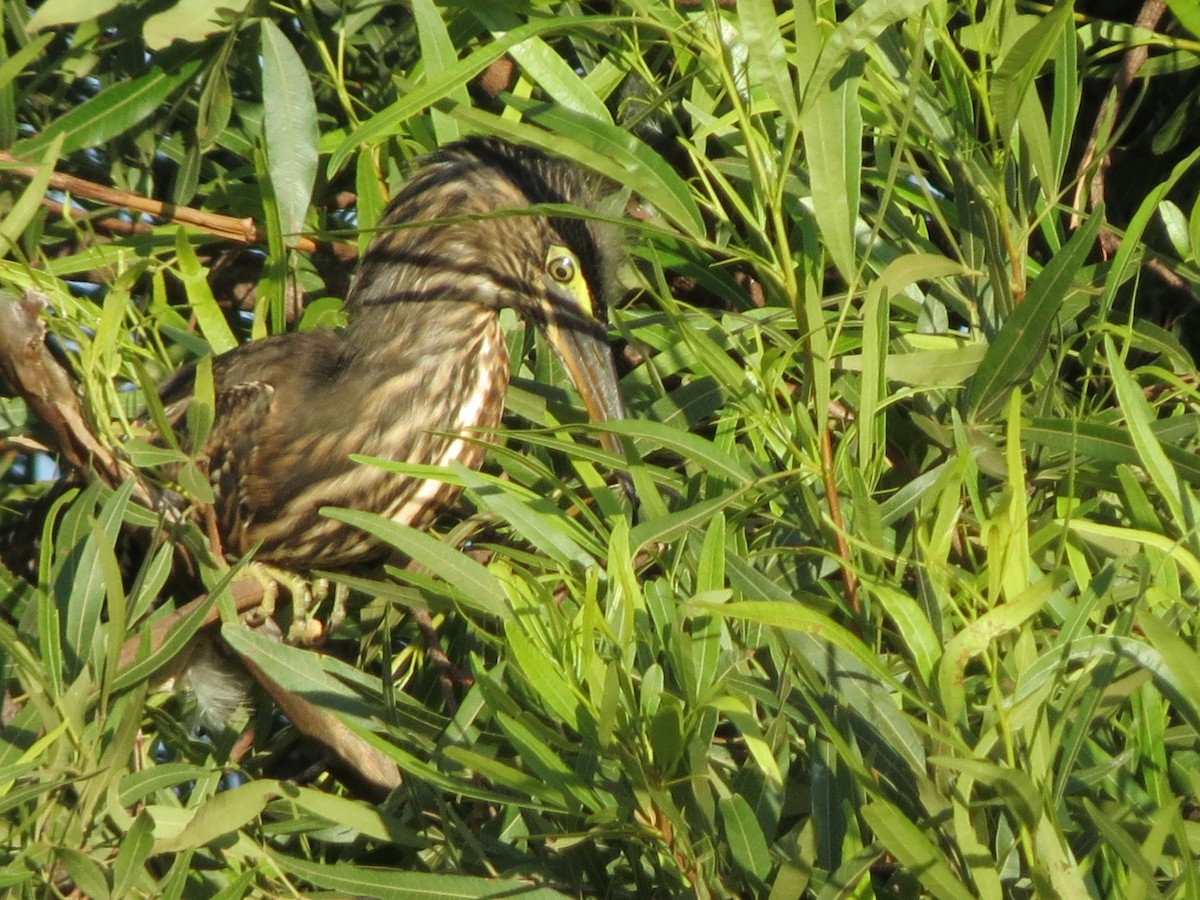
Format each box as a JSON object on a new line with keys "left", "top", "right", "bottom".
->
{"left": 0, "top": 149, "right": 357, "bottom": 260}
{"left": 117, "top": 575, "right": 267, "bottom": 672}
{"left": 43, "top": 197, "right": 154, "bottom": 237}
{"left": 1070, "top": 0, "right": 1167, "bottom": 257}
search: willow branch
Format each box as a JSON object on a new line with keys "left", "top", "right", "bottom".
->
{"left": 1070, "top": 0, "right": 1167, "bottom": 255}
{"left": 0, "top": 149, "right": 356, "bottom": 260}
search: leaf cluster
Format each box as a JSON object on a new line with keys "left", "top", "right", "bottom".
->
{"left": 3, "top": 1, "right": 1200, "bottom": 897}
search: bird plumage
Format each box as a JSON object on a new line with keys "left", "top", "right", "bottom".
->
{"left": 157, "top": 136, "right": 625, "bottom": 570}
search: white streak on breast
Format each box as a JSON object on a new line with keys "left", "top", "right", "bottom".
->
{"left": 385, "top": 322, "right": 506, "bottom": 528}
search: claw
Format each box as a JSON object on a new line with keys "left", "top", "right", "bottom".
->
{"left": 241, "top": 563, "right": 337, "bottom": 644}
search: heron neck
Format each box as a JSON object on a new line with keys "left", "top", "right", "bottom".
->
{"left": 335, "top": 299, "right": 509, "bottom": 437}
{"left": 342, "top": 297, "right": 498, "bottom": 365}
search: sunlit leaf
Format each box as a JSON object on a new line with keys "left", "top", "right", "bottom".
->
{"left": 261, "top": 19, "right": 319, "bottom": 244}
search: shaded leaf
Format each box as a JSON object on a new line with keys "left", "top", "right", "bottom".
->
{"left": 720, "top": 793, "right": 771, "bottom": 881}
{"left": 967, "top": 208, "right": 1102, "bottom": 418}
{"left": 16, "top": 60, "right": 201, "bottom": 157}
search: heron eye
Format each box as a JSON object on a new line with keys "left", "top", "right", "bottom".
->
{"left": 546, "top": 254, "right": 577, "bottom": 283}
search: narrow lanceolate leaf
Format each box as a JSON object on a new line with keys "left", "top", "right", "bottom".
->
{"left": 966, "top": 208, "right": 1102, "bottom": 419}
{"left": 112, "top": 811, "right": 154, "bottom": 899}
{"left": 802, "top": 54, "right": 862, "bottom": 283}
{"left": 989, "top": 4, "right": 1072, "bottom": 141}
{"left": 16, "top": 59, "right": 201, "bottom": 157}
{"left": 801, "top": 0, "right": 934, "bottom": 104}
{"left": 720, "top": 794, "right": 772, "bottom": 881}
{"left": 328, "top": 15, "right": 624, "bottom": 174}
{"left": 505, "top": 622, "right": 582, "bottom": 733}
{"left": 274, "top": 853, "right": 574, "bottom": 900}
{"left": 491, "top": 100, "right": 705, "bottom": 238}
{"left": 1024, "top": 418, "right": 1200, "bottom": 485}
{"left": 1063, "top": 520, "right": 1200, "bottom": 587}
{"left": 144, "top": 0, "right": 252, "bottom": 50}
{"left": 697, "top": 599, "right": 903, "bottom": 690}
{"left": 320, "top": 507, "right": 507, "bottom": 619}
{"left": 411, "top": 0, "right": 464, "bottom": 144}
{"left": 261, "top": 19, "right": 318, "bottom": 244}
{"left": 0, "top": 134, "right": 62, "bottom": 256}
{"left": 153, "top": 779, "right": 284, "bottom": 854}
{"left": 938, "top": 572, "right": 1065, "bottom": 723}
{"left": 0, "top": 34, "right": 52, "bottom": 92}
{"left": 467, "top": 5, "right": 612, "bottom": 122}
{"left": 1136, "top": 611, "right": 1200, "bottom": 739}
{"left": 603, "top": 418, "right": 750, "bottom": 483}
{"left": 457, "top": 465, "right": 598, "bottom": 568}
{"left": 862, "top": 799, "right": 976, "bottom": 900}
{"left": 225, "top": 627, "right": 403, "bottom": 795}
{"left": 738, "top": 0, "right": 798, "bottom": 123}
{"left": 174, "top": 229, "right": 237, "bottom": 354}
{"left": 1166, "top": 0, "right": 1200, "bottom": 38}
{"left": 28, "top": 0, "right": 120, "bottom": 30}
{"left": 1106, "top": 336, "right": 1196, "bottom": 541}
{"left": 837, "top": 344, "right": 987, "bottom": 387}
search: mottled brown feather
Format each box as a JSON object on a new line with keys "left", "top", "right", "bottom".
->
{"left": 157, "top": 136, "right": 615, "bottom": 569}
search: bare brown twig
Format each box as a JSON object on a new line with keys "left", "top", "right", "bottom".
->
{"left": 0, "top": 149, "right": 357, "bottom": 259}
{"left": 1070, "top": 0, "right": 1167, "bottom": 257}
{"left": 43, "top": 197, "right": 153, "bottom": 237}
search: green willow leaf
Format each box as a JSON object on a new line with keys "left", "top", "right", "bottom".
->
{"left": 320, "top": 507, "right": 507, "bottom": 619}
{"left": 173, "top": 229, "right": 237, "bottom": 354}
{"left": 112, "top": 811, "right": 154, "bottom": 899}
{"left": 458, "top": 465, "right": 599, "bottom": 566}
{"left": 1024, "top": 418, "right": 1200, "bottom": 485}
{"left": 16, "top": 59, "right": 201, "bottom": 157}
{"left": 967, "top": 208, "right": 1102, "bottom": 419}
{"left": 261, "top": 19, "right": 319, "bottom": 244}
{"left": 938, "top": 572, "right": 1066, "bottom": 722}
{"left": 862, "top": 799, "right": 976, "bottom": 900}
{"left": 488, "top": 99, "right": 704, "bottom": 237}
{"left": 802, "top": 55, "right": 862, "bottom": 282}
{"left": 720, "top": 794, "right": 771, "bottom": 881}
{"left": 328, "top": 15, "right": 624, "bottom": 173}
{"left": 989, "top": 5, "right": 1072, "bottom": 141}
{"left": 470, "top": 6, "right": 611, "bottom": 122}
{"left": 1165, "top": 0, "right": 1200, "bottom": 40}
{"left": 153, "top": 779, "right": 284, "bottom": 854}
{"left": 28, "top": 0, "right": 119, "bottom": 30}
{"left": 0, "top": 134, "right": 62, "bottom": 256}
{"left": 1107, "top": 335, "right": 1191, "bottom": 532}
{"left": 0, "top": 34, "right": 53, "bottom": 92}
{"left": 604, "top": 419, "right": 750, "bottom": 483}
{"left": 1138, "top": 609, "right": 1200, "bottom": 736}
{"left": 505, "top": 621, "right": 583, "bottom": 733}
{"left": 802, "top": 0, "right": 934, "bottom": 105}
{"left": 411, "top": 0, "right": 464, "bottom": 144}
{"left": 144, "top": 0, "right": 252, "bottom": 49}
{"left": 738, "top": 0, "right": 798, "bottom": 123}
{"left": 273, "top": 852, "right": 574, "bottom": 900}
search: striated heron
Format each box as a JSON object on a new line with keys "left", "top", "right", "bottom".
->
{"left": 158, "top": 136, "right": 627, "bottom": 574}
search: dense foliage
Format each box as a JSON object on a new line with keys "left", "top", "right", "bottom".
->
{"left": 2, "top": 0, "right": 1200, "bottom": 896}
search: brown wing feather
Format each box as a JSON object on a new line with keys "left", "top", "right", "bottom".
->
{"left": 207, "top": 379, "right": 275, "bottom": 555}
{"left": 160, "top": 330, "right": 349, "bottom": 559}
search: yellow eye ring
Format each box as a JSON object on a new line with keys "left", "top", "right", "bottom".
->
{"left": 547, "top": 255, "right": 577, "bottom": 283}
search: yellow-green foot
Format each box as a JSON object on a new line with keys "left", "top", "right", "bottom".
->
{"left": 242, "top": 563, "right": 335, "bottom": 644}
